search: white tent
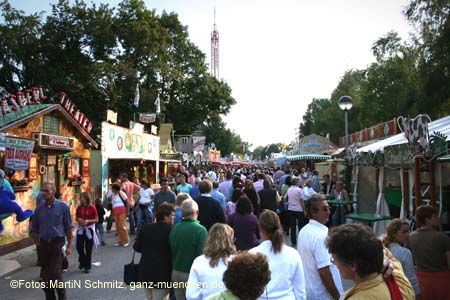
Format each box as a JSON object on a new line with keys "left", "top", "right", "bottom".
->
{"left": 357, "top": 115, "right": 450, "bottom": 153}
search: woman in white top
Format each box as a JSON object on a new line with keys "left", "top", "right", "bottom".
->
{"left": 249, "top": 210, "right": 306, "bottom": 300}
{"left": 384, "top": 219, "right": 420, "bottom": 298}
{"left": 136, "top": 180, "right": 154, "bottom": 231}
{"left": 111, "top": 183, "right": 129, "bottom": 247}
{"left": 186, "top": 223, "right": 237, "bottom": 300}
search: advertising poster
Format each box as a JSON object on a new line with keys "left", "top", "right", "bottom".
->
{"left": 4, "top": 137, "right": 35, "bottom": 170}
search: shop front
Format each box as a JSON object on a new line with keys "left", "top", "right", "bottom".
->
{"left": 0, "top": 87, "right": 97, "bottom": 254}
{"left": 100, "top": 122, "right": 160, "bottom": 198}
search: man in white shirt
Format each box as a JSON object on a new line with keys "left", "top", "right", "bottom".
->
{"left": 303, "top": 179, "right": 317, "bottom": 200}
{"left": 297, "top": 194, "right": 343, "bottom": 300}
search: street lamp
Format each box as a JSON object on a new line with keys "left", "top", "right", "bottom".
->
{"left": 338, "top": 96, "right": 353, "bottom": 152}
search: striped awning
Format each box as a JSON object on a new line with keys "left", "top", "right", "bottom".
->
{"left": 286, "top": 154, "right": 331, "bottom": 161}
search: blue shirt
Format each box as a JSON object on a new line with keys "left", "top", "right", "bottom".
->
{"left": 31, "top": 199, "right": 74, "bottom": 240}
{"left": 174, "top": 207, "right": 182, "bottom": 225}
{"left": 189, "top": 185, "right": 200, "bottom": 200}
{"left": 211, "top": 189, "right": 227, "bottom": 209}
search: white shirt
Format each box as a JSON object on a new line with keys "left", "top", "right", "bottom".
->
{"left": 186, "top": 255, "right": 230, "bottom": 300}
{"left": 249, "top": 240, "right": 306, "bottom": 300}
{"left": 253, "top": 179, "right": 264, "bottom": 193}
{"left": 206, "top": 171, "right": 218, "bottom": 182}
{"left": 297, "top": 220, "right": 343, "bottom": 300}
{"left": 302, "top": 186, "right": 317, "bottom": 200}
{"left": 112, "top": 191, "right": 128, "bottom": 208}
{"left": 138, "top": 187, "right": 154, "bottom": 205}
{"left": 287, "top": 186, "right": 305, "bottom": 212}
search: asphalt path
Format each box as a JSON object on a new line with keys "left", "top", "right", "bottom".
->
{"left": 1, "top": 225, "right": 353, "bottom": 300}
{"left": 1, "top": 230, "right": 145, "bottom": 300}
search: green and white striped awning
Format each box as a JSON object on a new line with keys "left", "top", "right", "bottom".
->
{"left": 286, "top": 154, "right": 331, "bottom": 162}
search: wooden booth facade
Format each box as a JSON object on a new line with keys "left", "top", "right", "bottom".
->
{"left": 0, "top": 89, "right": 97, "bottom": 254}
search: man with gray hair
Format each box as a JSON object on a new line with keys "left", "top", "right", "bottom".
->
{"left": 297, "top": 194, "right": 343, "bottom": 300}
{"left": 169, "top": 199, "right": 207, "bottom": 300}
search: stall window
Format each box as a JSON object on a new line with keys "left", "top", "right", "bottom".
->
{"left": 44, "top": 115, "right": 60, "bottom": 135}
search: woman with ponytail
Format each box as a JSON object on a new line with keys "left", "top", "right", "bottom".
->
{"left": 384, "top": 219, "right": 420, "bottom": 298}
{"left": 249, "top": 210, "right": 306, "bottom": 300}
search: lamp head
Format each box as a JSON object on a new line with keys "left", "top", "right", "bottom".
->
{"left": 338, "top": 96, "right": 353, "bottom": 111}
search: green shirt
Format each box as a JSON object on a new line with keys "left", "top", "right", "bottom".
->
{"left": 169, "top": 218, "right": 207, "bottom": 273}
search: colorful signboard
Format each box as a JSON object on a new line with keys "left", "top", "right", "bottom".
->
{"left": 4, "top": 137, "right": 35, "bottom": 170}
{"left": 300, "top": 134, "right": 329, "bottom": 154}
{"left": 59, "top": 91, "right": 93, "bottom": 134}
{"left": 101, "top": 122, "right": 160, "bottom": 161}
{"left": 139, "top": 113, "right": 156, "bottom": 123}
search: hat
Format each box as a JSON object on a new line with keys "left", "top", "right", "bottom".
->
{"left": 151, "top": 183, "right": 161, "bottom": 190}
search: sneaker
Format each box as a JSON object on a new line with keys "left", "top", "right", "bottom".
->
{"left": 100, "top": 241, "right": 106, "bottom": 246}
{"left": 114, "top": 243, "right": 120, "bottom": 247}
{"left": 123, "top": 242, "right": 129, "bottom": 248}
{"left": 62, "top": 268, "right": 68, "bottom": 273}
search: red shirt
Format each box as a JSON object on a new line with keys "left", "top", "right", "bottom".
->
{"left": 76, "top": 205, "right": 98, "bottom": 226}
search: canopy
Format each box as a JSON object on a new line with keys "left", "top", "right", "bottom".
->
{"left": 286, "top": 154, "right": 331, "bottom": 161}
{"left": 357, "top": 115, "right": 450, "bottom": 153}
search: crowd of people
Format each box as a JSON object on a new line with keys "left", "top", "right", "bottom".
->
{"left": 27, "top": 165, "right": 450, "bottom": 300}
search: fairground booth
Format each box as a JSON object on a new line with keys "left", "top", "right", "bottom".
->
{"left": 0, "top": 87, "right": 97, "bottom": 254}
{"left": 353, "top": 114, "right": 450, "bottom": 235}
{"left": 100, "top": 121, "right": 160, "bottom": 199}
{"left": 287, "top": 134, "right": 332, "bottom": 170}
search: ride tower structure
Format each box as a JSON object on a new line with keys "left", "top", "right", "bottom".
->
{"left": 211, "top": 8, "right": 219, "bottom": 79}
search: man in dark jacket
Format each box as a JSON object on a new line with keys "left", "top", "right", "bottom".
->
{"left": 195, "top": 179, "right": 226, "bottom": 231}
{"left": 133, "top": 203, "right": 175, "bottom": 300}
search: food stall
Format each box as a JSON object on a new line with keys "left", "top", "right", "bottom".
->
{"left": 100, "top": 122, "right": 160, "bottom": 199}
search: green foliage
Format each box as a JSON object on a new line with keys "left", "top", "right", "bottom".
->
{"left": 0, "top": 0, "right": 237, "bottom": 147}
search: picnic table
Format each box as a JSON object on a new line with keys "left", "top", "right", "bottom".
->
{"left": 345, "top": 213, "right": 393, "bottom": 227}
{"left": 327, "top": 200, "right": 357, "bottom": 225}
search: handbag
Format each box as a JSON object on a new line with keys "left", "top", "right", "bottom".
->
{"left": 123, "top": 250, "right": 140, "bottom": 285}
{"left": 384, "top": 275, "right": 403, "bottom": 300}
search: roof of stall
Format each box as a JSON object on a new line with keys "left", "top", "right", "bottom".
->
{"left": 286, "top": 154, "right": 331, "bottom": 161}
{"left": 0, "top": 103, "right": 98, "bottom": 148}
{"left": 357, "top": 114, "right": 450, "bottom": 153}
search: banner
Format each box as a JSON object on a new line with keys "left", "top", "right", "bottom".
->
{"left": 139, "top": 113, "right": 156, "bottom": 123}
{"left": 4, "top": 137, "right": 35, "bottom": 170}
{"left": 107, "top": 109, "right": 117, "bottom": 124}
{"left": 134, "top": 83, "right": 140, "bottom": 108}
{"left": 193, "top": 136, "right": 206, "bottom": 153}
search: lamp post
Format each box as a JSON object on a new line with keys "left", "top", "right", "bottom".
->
{"left": 338, "top": 96, "right": 353, "bottom": 153}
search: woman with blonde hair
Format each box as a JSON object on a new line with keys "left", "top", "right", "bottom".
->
{"left": 186, "top": 223, "right": 237, "bottom": 300}
{"left": 384, "top": 219, "right": 420, "bottom": 298}
{"left": 76, "top": 192, "right": 98, "bottom": 273}
{"left": 249, "top": 210, "right": 306, "bottom": 299}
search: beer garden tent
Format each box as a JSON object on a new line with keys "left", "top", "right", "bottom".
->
{"left": 355, "top": 114, "right": 450, "bottom": 235}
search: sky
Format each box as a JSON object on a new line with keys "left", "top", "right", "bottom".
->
{"left": 8, "top": 0, "right": 414, "bottom": 150}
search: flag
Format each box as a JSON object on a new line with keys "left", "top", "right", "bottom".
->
{"left": 133, "top": 83, "right": 140, "bottom": 108}
{"left": 154, "top": 94, "right": 160, "bottom": 114}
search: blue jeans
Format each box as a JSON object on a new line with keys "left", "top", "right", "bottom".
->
{"left": 95, "top": 223, "right": 106, "bottom": 243}
{"left": 137, "top": 205, "right": 152, "bottom": 231}
{"left": 129, "top": 206, "right": 136, "bottom": 234}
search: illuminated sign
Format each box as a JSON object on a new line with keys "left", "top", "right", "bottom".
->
{"left": 59, "top": 92, "right": 93, "bottom": 134}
